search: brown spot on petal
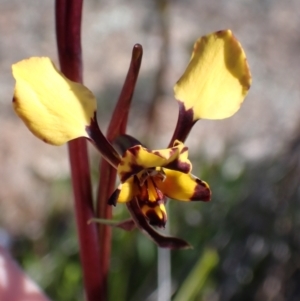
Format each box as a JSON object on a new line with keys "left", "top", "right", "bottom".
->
{"left": 126, "top": 198, "right": 192, "bottom": 249}
{"left": 141, "top": 200, "right": 156, "bottom": 208}
{"left": 153, "top": 147, "right": 176, "bottom": 159}
{"left": 42, "top": 138, "right": 50, "bottom": 144}
{"left": 107, "top": 188, "right": 121, "bottom": 206}
{"left": 120, "top": 163, "right": 143, "bottom": 183}
{"left": 190, "top": 179, "right": 211, "bottom": 202}
{"left": 215, "top": 29, "right": 227, "bottom": 37}
{"left": 128, "top": 145, "right": 140, "bottom": 156}
{"left": 145, "top": 209, "right": 167, "bottom": 228}
{"left": 130, "top": 163, "right": 143, "bottom": 175}
{"left": 165, "top": 160, "right": 191, "bottom": 173}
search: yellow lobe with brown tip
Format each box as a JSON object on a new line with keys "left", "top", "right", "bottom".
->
{"left": 12, "top": 57, "right": 97, "bottom": 145}
{"left": 174, "top": 30, "right": 251, "bottom": 120}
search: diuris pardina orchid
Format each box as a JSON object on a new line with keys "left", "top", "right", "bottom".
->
{"left": 12, "top": 30, "right": 251, "bottom": 249}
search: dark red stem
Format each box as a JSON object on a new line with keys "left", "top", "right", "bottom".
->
{"left": 168, "top": 102, "right": 196, "bottom": 147}
{"left": 106, "top": 44, "right": 143, "bottom": 137}
{"left": 96, "top": 44, "right": 143, "bottom": 299}
{"left": 55, "top": 1, "right": 103, "bottom": 300}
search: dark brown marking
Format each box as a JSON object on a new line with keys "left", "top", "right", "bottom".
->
{"left": 126, "top": 198, "right": 192, "bottom": 249}
{"left": 195, "top": 178, "right": 208, "bottom": 187}
{"left": 165, "top": 160, "right": 191, "bottom": 173}
{"left": 128, "top": 145, "right": 140, "bottom": 156}
{"left": 107, "top": 188, "right": 121, "bottom": 206}
{"left": 145, "top": 209, "right": 166, "bottom": 228}
{"left": 190, "top": 179, "right": 211, "bottom": 202}
{"left": 120, "top": 163, "right": 143, "bottom": 182}
{"left": 168, "top": 102, "right": 197, "bottom": 146}
{"left": 215, "top": 30, "right": 226, "bottom": 37}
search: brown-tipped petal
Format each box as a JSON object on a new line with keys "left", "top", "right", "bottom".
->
{"left": 139, "top": 202, "right": 168, "bottom": 228}
{"left": 156, "top": 169, "right": 211, "bottom": 202}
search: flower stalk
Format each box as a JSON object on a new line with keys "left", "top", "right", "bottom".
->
{"left": 95, "top": 43, "right": 143, "bottom": 299}
{"left": 55, "top": 0, "right": 103, "bottom": 300}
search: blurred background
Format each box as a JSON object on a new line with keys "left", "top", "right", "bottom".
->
{"left": 1, "top": 0, "right": 300, "bottom": 300}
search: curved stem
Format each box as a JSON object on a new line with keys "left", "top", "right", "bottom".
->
{"left": 168, "top": 102, "right": 196, "bottom": 147}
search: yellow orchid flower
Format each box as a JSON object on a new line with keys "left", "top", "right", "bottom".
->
{"left": 108, "top": 140, "right": 211, "bottom": 227}
{"left": 11, "top": 29, "right": 251, "bottom": 247}
{"left": 174, "top": 29, "right": 251, "bottom": 120}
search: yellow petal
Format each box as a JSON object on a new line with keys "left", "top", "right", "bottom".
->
{"left": 12, "top": 57, "right": 97, "bottom": 145}
{"left": 174, "top": 30, "right": 251, "bottom": 120}
{"left": 117, "top": 178, "right": 139, "bottom": 203}
{"left": 156, "top": 169, "right": 211, "bottom": 201}
{"left": 118, "top": 140, "right": 191, "bottom": 182}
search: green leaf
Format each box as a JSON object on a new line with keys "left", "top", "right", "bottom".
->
{"left": 173, "top": 248, "right": 219, "bottom": 301}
